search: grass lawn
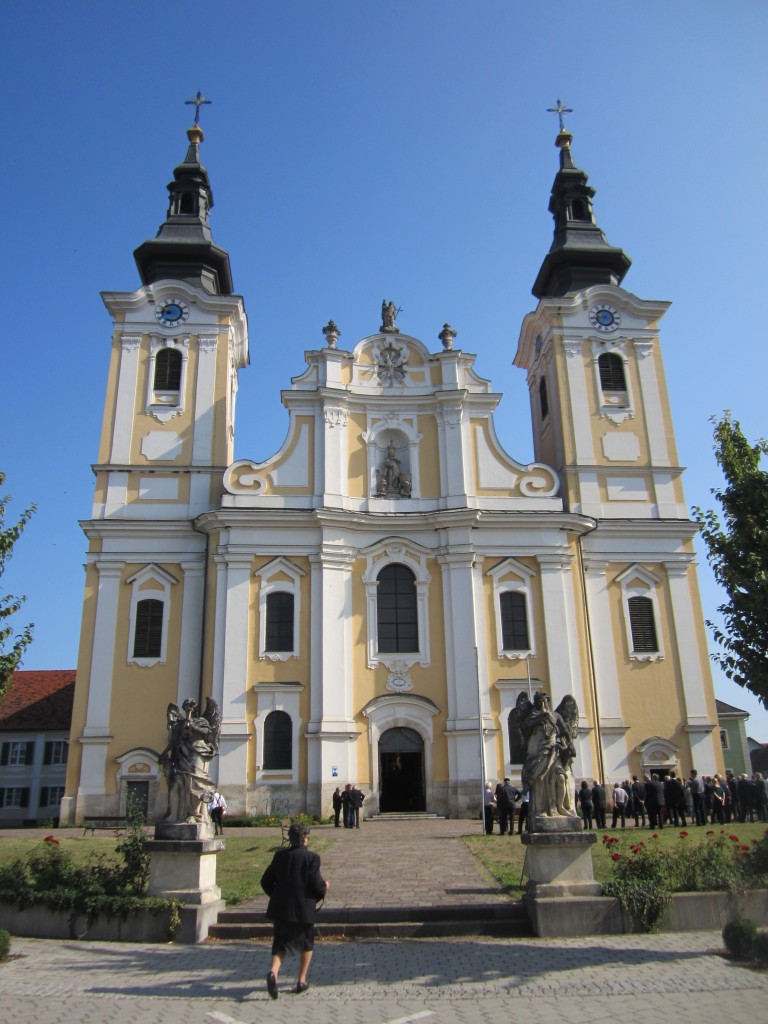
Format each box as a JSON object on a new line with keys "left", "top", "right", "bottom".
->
{"left": 465, "top": 820, "right": 768, "bottom": 898}
{"left": 0, "top": 826, "right": 335, "bottom": 906}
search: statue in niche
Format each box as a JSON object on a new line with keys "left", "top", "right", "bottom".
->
{"left": 381, "top": 299, "right": 400, "bottom": 333}
{"left": 519, "top": 690, "right": 579, "bottom": 822}
{"left": 375, "top": 440, "right": 412, "bottom": 499}
{"left": 159, "top": 697, "right": 221, "bottom": 824}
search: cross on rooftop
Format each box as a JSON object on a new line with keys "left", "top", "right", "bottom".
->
{"left": 185, "top": 91, "right": 212, "bottom": 126}
{"left": 547, "top": 98, "right": 573, "bottom": 133}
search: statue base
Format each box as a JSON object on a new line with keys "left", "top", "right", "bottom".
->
{"left": 531, "top": 813, "right": 584, "bottom": 834}
{"left": 521, "top": 829, "right": 602, "bottom": 899}
{"left": 145, "top": 821, "right": 225, "bottom": 943}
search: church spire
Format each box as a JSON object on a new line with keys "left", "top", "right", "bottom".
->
{"left": 133, "top": 104, "right": 233, "bottom": 296}
{"left": 532, "top": 108, "right": 631, "bottom": 299}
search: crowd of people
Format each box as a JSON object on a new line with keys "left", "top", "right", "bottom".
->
{"left": 576, "top": 769, "right": 768, "bottom": 830}
{"left": 483, "top": 768, "right": 768, "bottom": 833}
{"left": 331, "top": 783, "right": 365, "bottom": 828}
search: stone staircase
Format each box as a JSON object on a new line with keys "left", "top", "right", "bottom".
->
{"left": 208, "top": 900, "right": 531, "bottom": 940}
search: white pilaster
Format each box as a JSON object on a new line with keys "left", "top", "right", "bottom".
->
{"left": 110, "top": 335, "right": 141, "bottom": 464}
{"left": 192, "top": 335, "right": 219, "bottom": 466}
{"left": 634, "top": 340, "right": 670, "bottom": 467}
{"left": 177, "top": 560, "right": 206, "bottom": 708}
{"left": 212, "top": 552, "right": 252, "bottom": 793}
{"left": 665, "top": 562, "right": 712, "bottom": 726}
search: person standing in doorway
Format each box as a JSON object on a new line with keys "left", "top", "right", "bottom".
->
{"left": 260, "top": 822, "right": 329, "bottom": 998}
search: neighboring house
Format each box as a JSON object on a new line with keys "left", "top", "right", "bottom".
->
{"left": 716, "top": 699, "right": 751, "bottom": 777}
{"left": 750, "top": 742, "right": 768, "bottom": 777}
{"left": 0, "top": 670, "right": 75, "bottom": 827}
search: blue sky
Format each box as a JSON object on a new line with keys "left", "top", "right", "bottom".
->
{"left": 3, "top": 1, "right": 768, "bottom": 739}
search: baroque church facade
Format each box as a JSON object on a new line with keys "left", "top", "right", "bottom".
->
{"left": 61, "top": 119, "right": 723, "bottom": 824}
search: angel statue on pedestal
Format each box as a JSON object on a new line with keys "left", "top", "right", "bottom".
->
{"left": 159, "top": 697, "right": 221, "bottom": 824}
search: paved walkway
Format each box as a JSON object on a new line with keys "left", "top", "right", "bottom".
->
{"left": 2, "top": 820, "right": 767, "bottom": 1023}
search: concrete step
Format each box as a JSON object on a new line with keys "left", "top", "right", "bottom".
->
{"left": 208, "top": 902, "right": 531, "bottom": 941}
{"left": 368, "top": 813, "right": 445, "bottom": 820}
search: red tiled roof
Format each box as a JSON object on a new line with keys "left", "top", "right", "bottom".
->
{"left": 0, "top": 670, "right": 76, "bottom": 731}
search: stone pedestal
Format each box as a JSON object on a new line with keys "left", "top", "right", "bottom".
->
{"left": 521, "top": 823, "right": 601, "bottom": 899}
{"left": 145, "top": 821, "right": 226, "bottom": 943}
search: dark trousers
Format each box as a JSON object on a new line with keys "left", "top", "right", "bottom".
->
{"left": 593, "top": 805, "right": 606, "bottom": 829}
{"left": 517, "top": 803, "right": 529, "bottom": 834}
{"left": 210, "top": 807, "right": 224, "bottom": 834}
{"left": 648, "top": 806, "right": 664, "bottom": 829}
{"left": 333, "top": 806, "right": 341, "bottom": 827}
{"left": 498, "top": 806, "right": 512, "bottom": 835}
{"left": 611, "top": 804, "right": 627, "bottom": 829}
{"left": 484, "top": 805, "right": 494, "bottom": 835}
{"left": 692, "top": 794, "right": 706, "bottom": 826}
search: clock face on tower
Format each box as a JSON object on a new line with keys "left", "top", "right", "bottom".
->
{"left": 154, "top": 299, "right": 190, "bottom": 328}
{"left": 589, "top": 304, "right": 621, "bottom": 333}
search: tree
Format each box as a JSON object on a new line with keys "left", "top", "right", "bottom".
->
{"left": 0, "top": 472, "right": 35, "bottom": 699}
{"left": 692, "top": 414, "right": 768, "bottom": 708}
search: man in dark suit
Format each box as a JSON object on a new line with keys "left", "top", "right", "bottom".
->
{"left": 591, "top": 781, "right": 606, "bottom": 830}
{"left": 260, "top": 822, "right": 329, "bottom": 998}
{"left": 645, "top": 773, "right": 665, "bottom": 829}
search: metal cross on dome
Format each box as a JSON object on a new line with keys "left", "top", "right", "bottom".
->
{"left": 547, "top": 98, "right": 573, "bottom": 132}
{"left": 185, "top": 91, "right": 212, "bottom": 126}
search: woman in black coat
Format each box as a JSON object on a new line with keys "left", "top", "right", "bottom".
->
{"left": 260, "top": 822, "right": 329, "bottom": 998}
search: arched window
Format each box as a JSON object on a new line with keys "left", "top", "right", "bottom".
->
{"left": 133, "top": 599, "right": 163, "bottom": 659}
{"left": 539, "top": 377, "right": 549, "bottom": 420}
{"left": 265, "top": 592, "right": 294, "bottom": 652}
{"left": 598, "top": 352, "right": 627, "bottom": 393}
{"left": 500, "top": 592, "right": 529, "bottom": 651}
{"left": 377, "top": 564, "right": 418, "bottom": 653}
{"left": 154, "top": 347, "right": 183, "bottom": 392}
{"left": 263, "top": 710, "right": 292, "bottom": 770}
{"left": 628, "top": 596, "right": 659, "bottom": 653}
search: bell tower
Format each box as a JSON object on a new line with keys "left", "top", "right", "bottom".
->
{"left": 62, "top": 113, "right": 249, "bottom": 824}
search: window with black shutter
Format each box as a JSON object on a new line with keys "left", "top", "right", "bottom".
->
{"left": 598, "top": 352, "right": 627, "bottom": 393}
{"left": 133, "top": 598, "right": 164, "bottom": 658}
{"left": 265, "top": 592, "right": 294, "bottom": 652}
{"left": 153, "top": 347, "right": 182, "bottom": 392}
{"left": 539, "top": 377, "right": 549, "bottom": 420}
{"left": 500, "top": 592, "right": 529, "bottom": 651}
{"left": 628, "top": 596, "right": 659, "bottom": 652}
{"left": 263, "top": 710, "right": 292, "bottom": 770}
{"left": 377, "top": 564, "right": 418, "bottom": 653}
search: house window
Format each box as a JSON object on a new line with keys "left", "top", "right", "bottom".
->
{"left": 40, "top": 785, "right": 65, "bottom": 808}
{"left": 598, "top": 352, "right": 627, "bottom": 393}
{"left": 720, "top": 729, "right": 729, "bottom": 750}
{"left": 500, "top": 592, "right": 530, "bottom": 652}
{"left": 44, "top": 741, "right": 69, "bottom": 766}
{"left": 133, "top": 598, "right": 164, "bottom": 659}
{"left": 0, "top": 740, "right": 34, "bottom": 767}
{"left": 0, "top": 787, "right": 29, "bottom": 808}
{"left": 377, "top": 564, "right": 418, "bottom": 654}
{"left": 628, "top": 595, "right": 659, "bottom": 653}
{"left": 153, "top": 347, "right": 182, "bottom": 392}
{"left": 265, "top": 592, "right": 294, "bottom": 653}
{"left": 263, "top": 710, "right": 292, "bottom": 770}
{"left": 539, "top": 377, "right": 549, "bottom": 420}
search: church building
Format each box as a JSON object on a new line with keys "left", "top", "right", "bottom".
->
{"left": 61, "top": 116, "right": 723, "bottom": 824}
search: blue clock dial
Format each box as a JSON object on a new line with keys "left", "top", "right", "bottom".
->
{"left": 154, "top": 299, "right": 189, "bottom": 328}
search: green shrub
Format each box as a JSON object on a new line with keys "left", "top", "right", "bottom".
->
{"left": 0, "top": 824, "right": 179, "bottom": 937}
{"left": 723, "top": 918, "right": 757, "bottom": 960}
{"left": 669, "top": 830, "right": 746, "bottom": 892}
{"left": 0, "top": 929, "right": 10, "bottom": 959}
{"left": 741, "top": 828, "right": 768, "bottom": 886}
{"left": 601, "top": 834, "right": 672, "bottom": 932}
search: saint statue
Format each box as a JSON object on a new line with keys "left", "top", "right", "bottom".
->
{"left": 381, "top": 299, "right": 399, "bottom": 333}
{"left": 518, "top": 690, "right": 579, "bottom": 823}
{"left": 159, "top": 697, "right": 221, "bottom": 824}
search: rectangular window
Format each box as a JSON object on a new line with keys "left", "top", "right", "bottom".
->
{"left": 44, "top": 740, "right": 69, "bottom": 766}
{"left": 0, "top": 740, "right": 34, "bottom": 767}
{"left": 39, "top": 785, "right": 65, "bottom": 807}
{"left": 628, "top": 596, "right": 659, "bottom": 653}
{"left": 0, "top": 787, "right": 30, "bottom": 808}
{"left": 265, "top": 592, "right": 295, "bottom": 652}
{"left": 720, "top": 729, "right": 729, "bottom": 750}
{"left": 133, "top": 598, "right": 164, "bottom": 658}
{"left": 500, "top": 592, "right": 530, "bottom": 650}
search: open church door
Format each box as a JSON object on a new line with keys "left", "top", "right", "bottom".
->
{"left": 379, "top": 726, "right": 425, "bottom": 813}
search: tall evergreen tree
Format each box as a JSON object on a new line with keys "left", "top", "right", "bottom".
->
{"left": 693, "top": 414, "right": 768, "bottom": 708}
{"left": 0, "top": 472, "right": 35, "bottom": 698}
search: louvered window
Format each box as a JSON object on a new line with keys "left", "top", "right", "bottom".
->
{"left": 598, "top": 353, "right": 627, "bottom": 392}
{"left": 377, "top": 564, "right": 418, "bottom": 653}
{"left": 265, "top": 592, "right": 294, "bottom": 652}
{"left": 539, "top": 377, "right": 549, "bottom": 420}
{"left": 628, "top": 596, "right": 658, "bottom": 652}
{"left": 43, "top": 740, "right": 68, "bottom": 766}
{"left": 263, "top": 710, "right": 292, "bottom": 770}
{"left": 500, "top": 592, "right": 529, "bottom": 651}
{"left": 154, "top": 348, "right": 182, "bottom": 391}
{"left": 133, "top": 599, "right": 163, "bottom": 658}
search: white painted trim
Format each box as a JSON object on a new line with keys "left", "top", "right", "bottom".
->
{"left": 125, "top": 563, "right": 178, "bottom": 668}
{"left": 615, "top": 564, "right": 664, "bottom": 662}
{"left": 486, "top": 557, "right": 536, "bottom": 659}
{"left": 362, "top": 540, "right": 431, "bottom": 670}
{"left": 254, "top": 557, "right": 306, "bottom": 661}
{"left": 145, "top": 335, "right": 189, "bottom": 423}
{"left": 253, "top": 683, "right": 305, "bottom": 785}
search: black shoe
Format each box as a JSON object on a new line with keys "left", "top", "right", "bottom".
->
{"left": 295, "top": 982, "right": 309, "bottom": 994}
{"left": 266, "top": 972, "right": 278, "bottom": 1000}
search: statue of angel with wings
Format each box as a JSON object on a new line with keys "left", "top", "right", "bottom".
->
{"left": 518, "top": 690, "right": 579, "bottom": 822}
{"left": 159, "top": 697, "right": 221, "bottom": 824}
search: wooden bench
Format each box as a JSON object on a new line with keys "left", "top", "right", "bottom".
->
{"left": 82, "top": 817, "right": 128, "bottom": 837}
